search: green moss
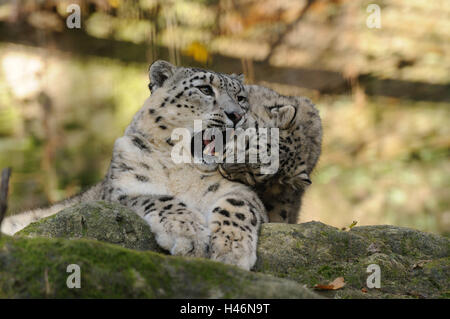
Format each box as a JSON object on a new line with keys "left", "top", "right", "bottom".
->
{"left": 17, "top": 201, "right": 164, "bottom": 252}
{"left": 13, "top": 202, "right": 450, "bottom": 299}
{"left": 0, "top": 235, "right": 319, "bottom": 298}
{"left": 317, "top": 264, "right": 346, "bottom": 280}
{"left": 256, "top": 222, "right": 449, "bottom": 298}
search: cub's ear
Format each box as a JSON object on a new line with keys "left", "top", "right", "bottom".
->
{"left": 271, "top": 105, "right": 296, "bottom": 129}
{"left": 230, "top": 73, "right": 245, "bottom": 83}
{"left": 148, "top": 60, "right": 176, "bottom": 92}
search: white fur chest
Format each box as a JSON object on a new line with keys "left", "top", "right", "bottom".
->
{"left": 110, "top": 135, "right": 225, "bottom": 212}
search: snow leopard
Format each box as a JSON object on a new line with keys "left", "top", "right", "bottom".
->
{"left": 219, "top": 84, "right": 322, "bottom": 223}
{"left": 3, "top": 61, "right": 267, "bottom": 270}
{"left": 1, "top": 62, "right": 322, "bottom": 270}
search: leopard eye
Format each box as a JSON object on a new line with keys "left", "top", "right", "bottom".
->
{"left": 237, "top": 95, "right": 247, "bottom": 103}
{"left": 197, "top": 85, "right": 214, "bottom": 96}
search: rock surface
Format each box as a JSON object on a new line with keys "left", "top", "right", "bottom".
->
{"left": 256, "top": 222, "right": 449, "bottom": 298}
{"left": 0, "top": 236, "right": 318, "bottom": 298}
{"left": 9, "top": 201, "right": 450, "bottom": 298}
{"left": 19, "top": 201, "right": 164, "bottom": 252}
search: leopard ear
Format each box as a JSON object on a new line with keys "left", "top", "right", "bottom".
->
{"left": 148, "top": 60, "right": 176, "bottom": 92}
{"left": 231, "top": 73, "right": 245, "bottom": 83}
{"left": 271, "top": 105, "right": 296, "bottom": 129}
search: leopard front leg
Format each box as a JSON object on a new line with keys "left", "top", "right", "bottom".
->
{"left": 207, "top": 190, "right": 268, "bottom": 270}
{"left": 118, "top": 195, "right": 210, "bottom": 258}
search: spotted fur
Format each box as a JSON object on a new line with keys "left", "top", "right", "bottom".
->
{"left": 1, "top": 64, "right": 321, "bottom": 270}
{"left": 219, "top": 85, "right": 322, "bottom": 223}
{"left": 94, "top": 61, "right": 268, "bottom": 270}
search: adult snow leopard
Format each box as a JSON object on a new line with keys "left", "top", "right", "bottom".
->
{"left": 1, "top": 61, "right": 321, "bottom": 270}
{"left": 3, "top": 61, "right": 267, "bottom": 270}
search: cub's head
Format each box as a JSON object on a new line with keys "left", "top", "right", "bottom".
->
{"left": 219, "top": 85, "right": 322, "bottom": 190}
{"left": 130, "top": 60, "right": 249, "bottom": 168}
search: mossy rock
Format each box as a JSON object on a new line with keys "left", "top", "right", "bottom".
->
{"left": 256, "top": 222, "right": 449, "bottom": 299}
{"left": 15, "top": 201, "right": 450, "bottom": 298}
{"left": 0, "top": 236, "right": 319, "bottom": 298}
{"left": 18, "top": 201, "right": 164, "bottom": 252}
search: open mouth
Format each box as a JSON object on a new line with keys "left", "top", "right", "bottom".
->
{"left": 190, "top": 128, "right": 235, "bottom": 162}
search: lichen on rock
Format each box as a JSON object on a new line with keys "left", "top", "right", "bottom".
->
{"left": 256, "top": 222, "right": 449, "bottom": 298}
{"left": 8, "top": 201, "right": 450, "bottom": 299}
{"left": 0, "top": 235, "right": 319, "bottom": 298}
{"left": 18, "top": 201, "right": 164, "bottom": 252}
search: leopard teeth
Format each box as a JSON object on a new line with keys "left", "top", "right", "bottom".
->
{"left": 203, "top": 140, "right": 216, "bottom": 155}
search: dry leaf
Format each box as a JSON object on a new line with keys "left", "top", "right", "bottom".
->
{"left": 314, "top": 277, "right": 346, "bottom": 290}
{"left": 314, "top": 283, "right": 334, "bottom": 290}
{"left": 330, "top": 277, "right": 346, "bottom": 289}
{"left": 361, "top": 287, "right": 368, "bottom": 293}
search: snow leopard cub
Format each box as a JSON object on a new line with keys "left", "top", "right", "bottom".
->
{"left": 219, "top": 85, "right": 322, "bottom": 223}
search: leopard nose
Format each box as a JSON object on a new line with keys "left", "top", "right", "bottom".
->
{"left": 225, "top": 112, "right": 243, "bottom": 126}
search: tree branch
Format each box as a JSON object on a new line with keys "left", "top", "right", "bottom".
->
{"left": 0, "top": 167, "right": 12, "bottom": 233}
{"left": 263, "top": 0, "right": 316, "bottom": 64}
{"left": 0, "top": 21, "right": 448, "bottom": 102}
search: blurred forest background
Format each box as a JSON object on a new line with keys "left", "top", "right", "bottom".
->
{"left": 0, "top": 0, "right": 448, "bottom": 235}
